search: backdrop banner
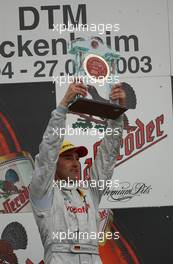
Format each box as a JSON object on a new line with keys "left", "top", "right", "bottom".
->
{"left": 0, "top": 1, "right": 173, "bottom": 264}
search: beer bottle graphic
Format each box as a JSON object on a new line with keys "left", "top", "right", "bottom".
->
{"left": 0, "top": 100, "right": 33, "bottom": 213}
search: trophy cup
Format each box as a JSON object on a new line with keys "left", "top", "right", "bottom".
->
{"left": 68, "top": 37, "right": 127, "bottom": 119}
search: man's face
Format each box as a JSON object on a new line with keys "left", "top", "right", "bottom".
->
{"left": 55, "top": 149, "right": 81, "bottom": 181}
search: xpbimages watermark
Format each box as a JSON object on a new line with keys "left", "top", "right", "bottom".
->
{"left": 52, "top": 74, "right": 120, "bottom": 87}
{"left": 52, "top": 125, "right": 121, "bottom": 140}
{"left": 52, "top": 230, "right": 120, "bottom": 243}
{"left": 53, "top": 178, "right": 119, "bottom": 191}
{"left": 53, "top": 22, "right": 120, "bottom": 35}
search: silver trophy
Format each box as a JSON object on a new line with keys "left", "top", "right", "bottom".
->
{"left": 68, "top": 37, "right": 127, "bottom": 119}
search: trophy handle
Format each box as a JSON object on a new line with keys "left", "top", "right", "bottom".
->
{"left": 108, "top": 84, "right": 119, "bottom": 106}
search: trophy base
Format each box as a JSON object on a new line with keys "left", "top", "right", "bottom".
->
{"left": 68, "top": 98, "right": 127, "bottom": 119}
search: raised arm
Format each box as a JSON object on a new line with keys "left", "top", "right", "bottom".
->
{"left": 29, "top": 105, "right": 67, "bottom": 200}
{"left": 90, "top": 84, "right": 125, "bottom": 203}
{"left": 29, "top": 81, "right": 87, "bottom": 201}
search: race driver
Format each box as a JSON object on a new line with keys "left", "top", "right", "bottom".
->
{"left": 29, "top": 81, "right": 126, "bottom": 264}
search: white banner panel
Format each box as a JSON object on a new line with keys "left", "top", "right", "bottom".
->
{"left": 0, "top": 0, "right": 171, "bottom": 83}
{"left": 101, "top": 76, "right": 173, "bottom": 208}
{"left": 62, "top": 76, "right": 173, "bottom": 208}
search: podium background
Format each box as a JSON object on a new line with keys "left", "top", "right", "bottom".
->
{"left": 0, "top": 0, "right": 173, "bottom": 263}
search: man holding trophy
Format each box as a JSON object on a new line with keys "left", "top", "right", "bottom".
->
{"left": 29, "top": 37, "right": 127, "bottom": 264}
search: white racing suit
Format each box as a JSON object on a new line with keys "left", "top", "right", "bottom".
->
{"left": 29, "top": 105, "right": 123, "bottom": 264}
